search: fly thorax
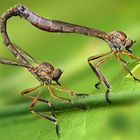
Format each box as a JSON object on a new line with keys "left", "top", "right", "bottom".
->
{"left": 33, "top": 62, "right": 54, "bottom": 84}
{"left": 107, "top": 31, "right": 127, "bottom": 52}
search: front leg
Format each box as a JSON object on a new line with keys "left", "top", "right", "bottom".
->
{"left": 122, "top": 50, "right": 140, "bottom": 61}
{"left": 115, "top": 53, "right": 140, "bottom": 82}
{"left": 51, "top": 84, "right": 88, "bottom": 97}
{"left": 48, "top": 86, "right": 73, "bottom": 103}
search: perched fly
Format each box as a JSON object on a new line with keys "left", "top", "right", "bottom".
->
{"left": 0, "top": 5, "right": 86, "bottom": 136}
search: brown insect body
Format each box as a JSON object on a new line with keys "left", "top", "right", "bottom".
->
{"left": 0, "top": 4, "right": 77, "bottom": 136}
{"left": 0, "top": 4, "right": 140, "bottom": 135}
{"left": 29, "top": 62, "right": 63, "bottom": 85}
{"left": 106, "top": 31, "right": 134, "bottom": 52}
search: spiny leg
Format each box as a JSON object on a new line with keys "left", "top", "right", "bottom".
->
{"left": 51, "top": 84, "right": 88, "bottom": 110}
{"left": 88, "top": 51, "right": 114, "bottom": 103}
{"left": 21, "top": 85, "right": 44, "bottom": 101}
{"left": 95, "top": 54, "right": 114, "bottom": 103}
{"left": 51, "top": 83, "right": 74, "bottom": 96}
{"left": 60, "top": 85, "right": 88, "bottom": 97}
{"left": 48, "top": 86, "right": 73, "bottom": 103}
{"left": 29, "top": 88, "right": 59, "bottom": 135}
{"left": 115, "top": 53, "right": 140, "bottom": 82}
{"left": 51, "top": 84, "right": 88, "bottom": 97}
{"left": 88, "top": 51, "right": 112, "bottom": 89}
{"left": 122, "top": 50, "right": 140, "bottom": 61}
{"left": 121, "top": 59, "right": 140, "bottom": 82}
{"left": 21, "top": 85, "right": 55, "bottom": 117}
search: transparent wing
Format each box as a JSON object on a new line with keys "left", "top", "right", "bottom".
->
{"left": 13, "top": 43, "right": 39, "bottom": 64}
{"left": 0, "top": 57, "right": 31, "bottom": 67}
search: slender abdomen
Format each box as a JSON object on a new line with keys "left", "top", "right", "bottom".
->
{"left": 27, "top": 11, "right": 107, "bottom": 40}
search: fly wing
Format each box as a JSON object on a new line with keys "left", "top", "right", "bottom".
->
{"left": 13, "top": 43, "right": 39, "bottom": 65}
{"left": 0, "top": 57, "right": 31, "bottom": 67}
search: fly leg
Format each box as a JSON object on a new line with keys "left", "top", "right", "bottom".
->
{"left": 50, "top": 84, "right": 88, "bottom": 110}
{"left": 51, "top": 84, "right": 88, "bottom": 97}
{"left": 21, "top": 85, "right": 56, "bottom": 119}
{"left": 51, "top": 83, "right": 74, "bottom": 96}
{"left": 88, "top": 51, "right": 114, "bottom": 103}
{"left": 48, "top": 86, "right": 73, "bottom": 103}
{"left": 122, "top": 50, "right": 140, "bottom": 61}
{"left": 115, "top": 53, "right": 140, "bottom": 82}
{"left": 88, "top": 51, "right": 112, "bottom": 89}
{"left": 28, "top": 88, "right": 59, "bottom": 135}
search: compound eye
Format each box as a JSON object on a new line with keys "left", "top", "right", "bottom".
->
{"left": 125, "top": 39, "right": 133, "bottom": 49}
{"left": 52, "top": 68, "right": 63, "bottom": 81}
{"left": 118, "top": 31, "right": 127, "bottom": 41}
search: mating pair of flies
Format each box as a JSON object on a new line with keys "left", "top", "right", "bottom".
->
{"left": 0, "top": 4, "right": 140, "bottom": 135}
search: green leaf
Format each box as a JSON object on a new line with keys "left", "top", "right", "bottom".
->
{"left": 0, "top": 62, "right": 140, "bottom": 140}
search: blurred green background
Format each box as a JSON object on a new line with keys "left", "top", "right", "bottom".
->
{"left": 0, "top": 0, "right": 140, "bottom": 140}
